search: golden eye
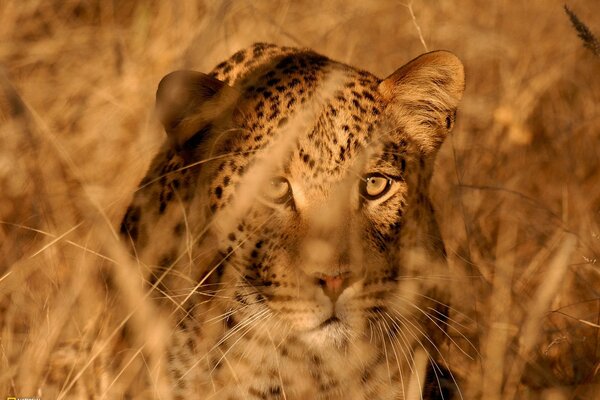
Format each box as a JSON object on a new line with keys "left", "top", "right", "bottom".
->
{"left": 360, "top": 174, "right": 393, "bottom": 200}
{"left": 264, "top": 177, "right": 292, "bottom": 203}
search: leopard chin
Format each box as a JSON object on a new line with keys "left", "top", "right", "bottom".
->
{"left": 301, "top": 317, "right": 353, "bottom": 349}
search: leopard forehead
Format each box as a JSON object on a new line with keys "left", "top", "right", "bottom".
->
{"left": 202, "top": 52, "right": 412, "bottom": 262}
{"left": 206, "top": 50, "right": 406, "bottom": 204}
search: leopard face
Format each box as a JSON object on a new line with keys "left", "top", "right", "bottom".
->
{"left": 121, "top": 43, "right": 464, "bottom": 398}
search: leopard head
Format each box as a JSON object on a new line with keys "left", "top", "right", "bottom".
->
{"left": 131, "top": 46, "right": 464, "bottom": 352}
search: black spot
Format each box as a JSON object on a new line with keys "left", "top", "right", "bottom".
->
{"left": 215, "top": 264, "right": 225, "bottom": 279}
{"left": 120, "top": 205, "right": 141, "bottom": 240}
{"left": 223, "top": 176, "right": 230, "bottom": 186}
{"left": 248, "top": 386, "right": 267, "bottom": 399}
{"left": 232, "top": 50, "right": 245, "bottom": 64}
{"left": 276, "top": 56, "right": 293, "bottom": 69}
{"left": 254, "top": 100, "right": 265, "bottom": 112}
{"left": 173, "top": 222, "right": 185, "bottom": 235}
{"left": 362, "top": 91, "right": 375, "bottom": 101}
{"left": 215, "top": 186, "right": 223, "bottom": 199}
{"left": 235, "top": 292, "right": 248, "bottom": 305}
{"left": 228, "top": 232, "right": 236, "bottom": 241}
{"left": 158, "top": 251, "right": 176, "bottom": 267}
{"left": 446, "top": 115, "right": 452, "bottom": 129}
{"left": 361, "top": 368, "right": 372, "bottom": 384}
{"left": 269, "top": 387, "right": 282, "bottom": 396}
{"left": 209, "top": 357, "right": 223, "bottom": 371}
{"left": 253, "top": 45, "right": 265, "bottom": 56}
{"left": 225, "top": 314, "right": 236, "bottom": 329}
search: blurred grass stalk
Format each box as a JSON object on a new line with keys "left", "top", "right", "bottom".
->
{"left": 1, "top": 0, "right": 599, "bottom": 398}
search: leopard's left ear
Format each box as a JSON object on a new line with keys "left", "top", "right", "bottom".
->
{"left": 156, "top": 70, "right": 238, "bottom": 147}
{"left": 379, "top": 50, "right": 465, "bottom": 155}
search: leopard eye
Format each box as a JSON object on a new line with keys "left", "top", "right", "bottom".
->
{"left": 360, "top": 174, "right": 393, "bottom": 200}
{"left": 264, "top": 177, "right": 292, "bottom": 204}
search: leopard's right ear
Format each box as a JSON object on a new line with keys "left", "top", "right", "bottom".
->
{"left": 379, "top": 51, "right": 465, "bottom": 156}
{"left": 156, "top": 71, "right": 237, "bottom": 147}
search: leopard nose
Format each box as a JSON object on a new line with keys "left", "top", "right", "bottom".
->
{"left": 316, "top": 273, "right": 349, "bottom": 303}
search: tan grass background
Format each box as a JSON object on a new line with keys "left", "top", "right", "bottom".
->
{"left": 1, "top": 0, "right": 599, "bottom": 398}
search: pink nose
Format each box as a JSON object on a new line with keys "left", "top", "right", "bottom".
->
{"left": 323, "top": 275, "right": 344, "bottom": 292}
{"left": 317, "top": 274, "right": 348, "bottom": 302}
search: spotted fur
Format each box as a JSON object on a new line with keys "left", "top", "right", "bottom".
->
{"left": 121, "top": 42, "right": 465, "bottom": 399}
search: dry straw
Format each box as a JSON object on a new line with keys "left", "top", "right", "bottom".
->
{"left": 1, "top": 0, "right": 599, "bottom": 398}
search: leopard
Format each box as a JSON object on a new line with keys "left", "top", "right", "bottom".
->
{"left": 120, "top": 42, "right": 465, "bottom": 399}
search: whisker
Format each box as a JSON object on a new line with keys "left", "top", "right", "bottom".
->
{"left": 387, "top": 306, "right": 464, "bottom": 400}
{"left": 375, "top": 318, "right": 393, "bottom": 384}
{"left": 375, "top": 310, "right": 408, "bottom": 397}
{"left": 207, "top": 310, "right": 271, "bottom": 377}
{"left": 178, "top": 309, "right": 270, "bottom": 382}
{"left": 391, "top": 294, "right": 477, "bottom": 359}
{"left": 378, "top": 309, "right": 417, "bottom": 376}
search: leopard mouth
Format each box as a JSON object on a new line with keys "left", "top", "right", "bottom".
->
{"left": 319, "top": 316, "right": 340, "bottom": 327}
{"left": 306, "top": 314, "right": 351, "bottom": 348}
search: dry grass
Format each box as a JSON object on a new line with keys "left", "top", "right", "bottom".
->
{"left": 1, "top": 0, "right": 599, "bottom": 398}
